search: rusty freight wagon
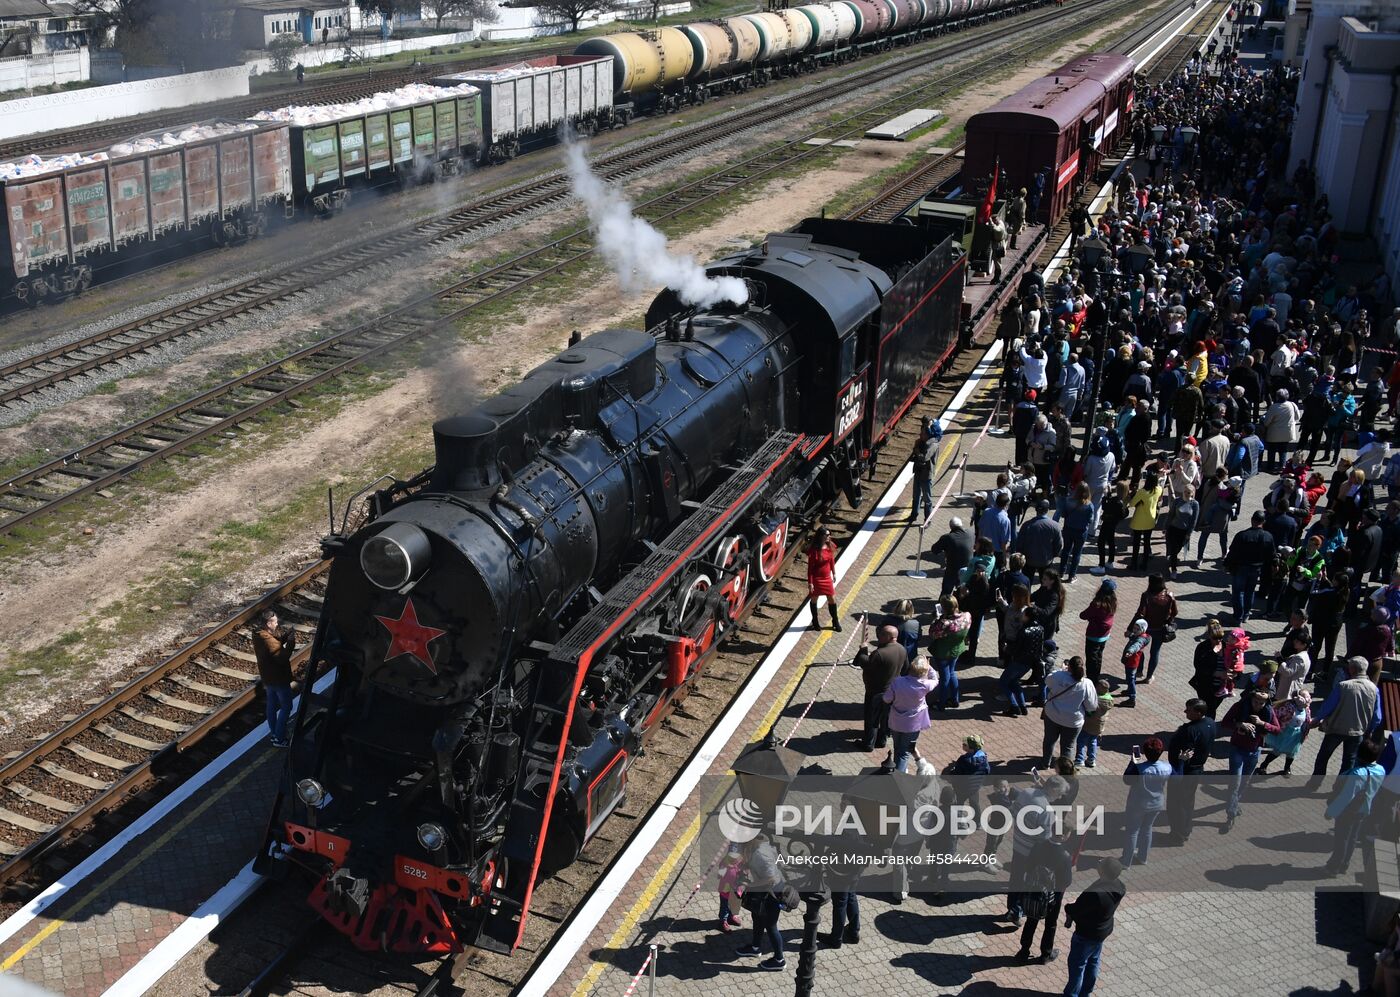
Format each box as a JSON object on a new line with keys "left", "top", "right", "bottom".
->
{"left": 253, "top": 83, "right": 483, "bottom": 215}
{"left": 0, "top": 119, "right": 291, "bottom": 305}
{"left": 434, "top": 55, "right": 613, "bottom": 163}
{"left": 963, "top": 52, "right": 1135, "bottom": 225}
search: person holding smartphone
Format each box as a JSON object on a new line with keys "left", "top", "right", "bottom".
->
{"left": 1120, "top": 737, "right": 1171, "bottom": 867}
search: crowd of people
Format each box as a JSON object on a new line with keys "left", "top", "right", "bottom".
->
{"left": 721, "top": 31, "right": 1400, "bottom": 997}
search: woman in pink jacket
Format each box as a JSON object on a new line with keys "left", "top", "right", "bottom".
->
{"left": 884, "top": 657, "right": 939, "bottom": 774}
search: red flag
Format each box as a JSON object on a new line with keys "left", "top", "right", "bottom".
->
{"left": 978, "top": 157, "right": 998, "bottom": 224}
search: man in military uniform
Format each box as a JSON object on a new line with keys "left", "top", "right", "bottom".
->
{"left": 1006, "top": 187, "right": 1028, "bottom": 249}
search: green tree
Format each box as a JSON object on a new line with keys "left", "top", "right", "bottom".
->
{"left": 268, "top": 32, "right": 304, "bottom": 72}
{"left": 530, "top": 0, "right": 618, "bottom": 33}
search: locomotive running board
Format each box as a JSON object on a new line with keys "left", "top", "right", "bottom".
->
{"left": 477, "top": 431, "right": 806, "bottom": 953}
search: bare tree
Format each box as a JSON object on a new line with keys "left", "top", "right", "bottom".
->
{"left": 531, "top": 0, "right": 618, "bottom": 34}
{"left": 429, "top": 0, "right": 501, "bottom": 29}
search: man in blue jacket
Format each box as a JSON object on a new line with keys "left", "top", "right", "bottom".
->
{"left": 1325, "top": 738, "right": 1385, "bottom": 874}
{"left": 1120, "top": 736, "right": 1171, "bottom": 867}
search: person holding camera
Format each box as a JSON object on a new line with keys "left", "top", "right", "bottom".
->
{"left": 252, "top": 608, "right": 298, "bottom": 747}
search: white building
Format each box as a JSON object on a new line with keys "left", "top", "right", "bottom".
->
{"left": 1290, "top": 1, "right": 1400, "bottom": 292}
{"left": 0, "top": 0, "right": 90, "bottom": 55}
{"left": 230, "top": 1, "right": 350, "bottom": 49}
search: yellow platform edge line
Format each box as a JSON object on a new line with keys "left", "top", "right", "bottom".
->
{"left": 568, "top": 381, "right": 991, "bottom": 996}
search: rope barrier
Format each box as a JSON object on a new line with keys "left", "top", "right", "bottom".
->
{"left": 673, "top": 622, "right": 874, "bottom": 916}
{"left": 974, "top": 396, "right": 1003, "bottom": 450}
{"left": 782, "top": 613, "right": 869, "bottom": 748}
{"left": 613, "top": 338, "right": 1008, "bottom": 985}
{"left": 621, "top": 945, "right": 656, "bottom": 997}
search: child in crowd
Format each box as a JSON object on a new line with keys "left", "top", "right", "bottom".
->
{"left": 1075, "top": 679, "right": 1114, "bottom": 768}
{"left": 717, "top": 844, "right": 743, "bottom": 932}
{"left": 1121, "top": 618, "right": 1150, "bottom": 708}
{"left": 1259, "top": 688, "right": 1312, "bottom": 777}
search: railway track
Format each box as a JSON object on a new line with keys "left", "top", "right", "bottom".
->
{"left": 214, "top": 5, "right": 1223, "bottom": 995}
{"left": 0, "top": 0, "right": 1218, "bottom": 945}
{"left": 0, "top": 0, "right": 1064, "bottom": 416}
{"left": 0, "top": 44, "right": 580, "bottom": 162}
{"left": 0, "top": 562, "right": 326, "bottom": 890}
{"left": 0, "top": 0, "right": 1143, "bottom": 545}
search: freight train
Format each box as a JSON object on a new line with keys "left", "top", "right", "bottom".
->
{"left": 251, "top": 215, "right": 967, "bottom": 955}
{"left": 1, "top": 0, "right": 1043, "bottom": 305}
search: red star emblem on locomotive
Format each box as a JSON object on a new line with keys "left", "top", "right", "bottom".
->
{"left": 374, "top": 598, "right": 446, "bottom": 674}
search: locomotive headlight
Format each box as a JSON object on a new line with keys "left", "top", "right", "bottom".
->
{"left": 296, "top": 778, "right": 327, "bottom": 808}
{"left": 417, "top": 822, "right": 448, "bottom": 852}
{"left": 360, "top": 523, "right": 432, "bottom": 591}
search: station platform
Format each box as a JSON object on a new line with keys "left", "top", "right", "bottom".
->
{"left": 0, "top": 725, "right": 283, "bottom": 995}
{"left": 0, "top": 15, "right": 1365, "bottom": 996}
{"left": 526, "top": 346, "right": 1372, "bottom": 997}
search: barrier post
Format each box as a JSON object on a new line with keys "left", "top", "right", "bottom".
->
{"left": 649, "top": 944, "right": 658, "bottom": 997}
{"left": 905, "top": 522, "right": 929, "bottom": 578}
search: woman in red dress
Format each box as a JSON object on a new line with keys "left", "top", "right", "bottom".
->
{"left": 807, "top": 527, "right": 842, "bottom": 630}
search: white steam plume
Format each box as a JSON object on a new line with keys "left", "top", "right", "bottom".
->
{"left": 563, "top": 136, "right": 748, "bottom": 309}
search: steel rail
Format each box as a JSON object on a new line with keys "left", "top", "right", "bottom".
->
{"left": 0, "top": 0, "right": 1139, "bottom": 541}
{"left": 0, "top": 0, "right": 1058, "bottom": 410}
{"left": 0, "top": 561, "right": 327, "bottom": 887}
{"left": 0, "top": 0, "right": 1212, "bottom": 963}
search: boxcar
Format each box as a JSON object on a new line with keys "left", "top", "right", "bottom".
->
{"left": 966, "top": 78, "right": 1100, "bottom": 224}
{"left": 1051, "top": 53, "right": 1135, "bottom": 152}
{"left": 1, "top": 119, "right": 291, "bottom": 304}
{"left": 964, "top": 52, "right": 1136, "bottom": 225}
{"left": 434, "top": 55, "right": 613, "bottom": 162}
{"left": 254, "top": 84, "right": 482, "bottom": 214}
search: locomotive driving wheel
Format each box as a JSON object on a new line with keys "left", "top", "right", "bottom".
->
{"left": 677, "top": 572, "right": 713, "bottom": 634}
{"left": 756, "top": 517, "right": 789, "bottom": 583}
{"left": 713, "top": 534, "right": 751, "bottom": 618}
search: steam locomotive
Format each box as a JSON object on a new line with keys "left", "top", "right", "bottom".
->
{"left": 253, "top": 216, "right": 966, "bottom": 955}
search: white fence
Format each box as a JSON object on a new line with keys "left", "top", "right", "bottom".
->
{"left": 244, "top": 30, "right": 477, "bottom": 74}
{"left": 0, "top": 48, "right": 91, "bottom": 95}
{"left": 0, "top": 64, "right": 251, "bottom": 142}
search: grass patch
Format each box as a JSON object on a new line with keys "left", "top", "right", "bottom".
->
{"left": 0, "top": 0, "right": 1178, "bottom": 695}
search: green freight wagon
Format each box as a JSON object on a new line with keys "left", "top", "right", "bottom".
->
{"left": 260, "top": 84, "right": 483, "bottom": 215}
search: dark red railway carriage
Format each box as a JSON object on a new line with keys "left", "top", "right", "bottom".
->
{"left": 963, "top": 51, "right": 1135, "bottom": 225}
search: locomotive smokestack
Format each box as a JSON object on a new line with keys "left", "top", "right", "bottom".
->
{"left": 431, "top": 414, "right": 502, "bottom": 491}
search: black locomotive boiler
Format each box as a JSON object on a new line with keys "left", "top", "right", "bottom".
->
{"left": 254, "top": 217, "right": 966, "bottom": 955}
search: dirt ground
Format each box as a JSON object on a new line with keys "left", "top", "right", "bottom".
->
{"left": 0, "top": 10, "right": 1151, "bottom": 730}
